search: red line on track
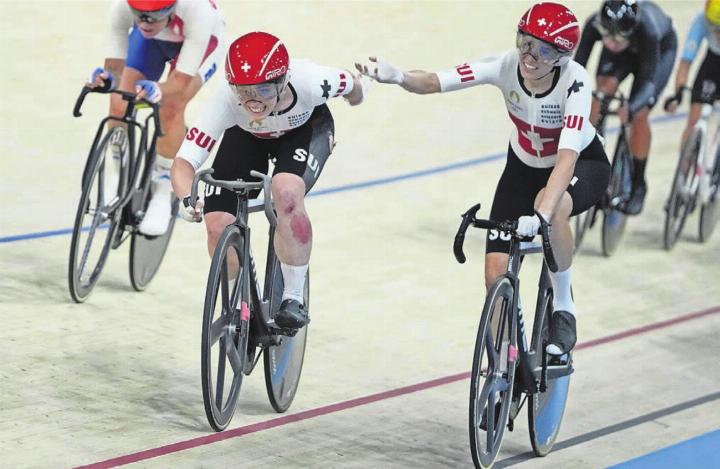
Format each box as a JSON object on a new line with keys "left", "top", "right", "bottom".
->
{"left": 75, "top": 305, "right": 720, "bottom": 469}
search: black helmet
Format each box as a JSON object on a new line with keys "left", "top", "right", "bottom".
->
{"left": 598, "top": 0, "right": 639, "bottom": 37}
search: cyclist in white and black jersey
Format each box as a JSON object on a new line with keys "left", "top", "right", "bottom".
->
{"left": 574, "top": 0, "right": 677, "bottom": 215}
{"left": 357, "top": 2, "right": 611, "bottom": 355}
{"left": 171, "top": 32, "right": 368, "bottom": 329}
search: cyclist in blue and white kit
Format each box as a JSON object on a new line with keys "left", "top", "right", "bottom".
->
{"left": 665, "top": 0, "right": 720, "bottom": 147}
{"left": 86, "top": 0, "right": 224, "bottom": 236}
{"left": 357, "top": 2, "right": 611, "bottom": 355}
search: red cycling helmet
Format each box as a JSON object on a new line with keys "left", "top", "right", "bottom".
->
{"left": 127, "top": 0, "right": 176, "bottom": 11}
{"left": 518, "top": 2, "right": 580, "bottom": 53}
{"left": 225, "top": 32, "right": 290, "bottom": 86}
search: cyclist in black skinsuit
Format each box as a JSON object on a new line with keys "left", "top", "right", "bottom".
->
{"left": 574, "top": 0, "right": 677, "bottom": 215}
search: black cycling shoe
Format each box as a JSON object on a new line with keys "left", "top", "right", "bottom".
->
{"left": 624, "top": 182, "right": 647, "bottom": 215}
{"left": 274, "top": 299, "right": 309, "bottom": 329}
{"left": 545, "top": 310, "right": 577, "bottom": 356}
{"left": 478, "top": 402, "right": 502, "bottom": 431}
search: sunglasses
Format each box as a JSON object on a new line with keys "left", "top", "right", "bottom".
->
{"left": 130, "top": 6, "right": 174, "bottom": 24}
{"left": 516, "top": 31, "right": 568, "bottom": 64}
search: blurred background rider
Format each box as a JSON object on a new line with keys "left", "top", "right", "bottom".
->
{"left": 574, "top": 0, "right": 677, "bottom": 216}
{"left": 86, "top": 0, "right": 224, "bottom": 236}
{"left": 665, "top": 0, "right": 720, "bottom": 149}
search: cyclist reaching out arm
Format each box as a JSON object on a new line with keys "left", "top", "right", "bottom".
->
{"left": 358, "top": 2, "right": 611, "bottom": 356}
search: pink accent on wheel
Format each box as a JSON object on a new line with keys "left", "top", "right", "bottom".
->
{"left": 240, "top": 302, "right": 250, "bottom": 321}
{"left": 508, "top": 345, "right": 518, "bottom": 363}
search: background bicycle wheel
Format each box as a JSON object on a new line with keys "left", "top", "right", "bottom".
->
{"left": 1, "top": 2, "right": 718, "bottom": 468}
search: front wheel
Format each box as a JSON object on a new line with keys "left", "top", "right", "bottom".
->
{"left": 263, "top": 261, "right": 309, "bottom": 413}
{"left": 528, "top": 294, "right": 571, "bottom": 456}
{"left": 664, "top": 130, "right": 701, "bottom": 250}
{"left": 68, "top": 127, "right": 127, "bottom": 303}
{"left": 469, "top": 277, "right": 516, "bottom": 469}
{"left": 201, "top": 225, "right": 250, "bottom": 432}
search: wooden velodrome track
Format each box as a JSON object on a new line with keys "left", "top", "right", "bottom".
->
{"left": 1, "top": 1, "right": 718, "bottom": 468}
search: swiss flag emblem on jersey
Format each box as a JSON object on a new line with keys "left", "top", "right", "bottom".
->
{"left": 508, "top": 113, "right": 561, "bottom": 157}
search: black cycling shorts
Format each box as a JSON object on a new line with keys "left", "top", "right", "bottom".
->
{"left": 596, "top": 32, "right": 677, "bottom": 109}
{"left": 204, "top": 104, "right": 334, "bottom": 215}
{"left": 691, "top": 50, "right": 720, "bottom": 104}
{"left": 486, "top": 136, "right": 610, "bottom": 254}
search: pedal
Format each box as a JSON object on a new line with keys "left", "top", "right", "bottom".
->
{"left": 548, "top": 355, "right": 569, "bottom": 366}
{"left": 271, "top": 326, "right": 299, "bottom": 337}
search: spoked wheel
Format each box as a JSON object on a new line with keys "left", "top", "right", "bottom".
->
{"left": 129, "top": 197, "right": 179, "bottom": 291}
{"left": 68, "top": 127, "right": 128, "bottom": 303}
{"left": 263, "top": 261, "right": 309, "bottom": 413}
{"left": 699, "top": 147, "right": 720, "bottom": 243}
{"left": 664, "top": 131, "right": 701, "bottom": 250}
{"left": 601, "top": 143, "right": 632, "bottom": 256}
{"left": 573, "top": 205, "right": 597, "bottom": 252}
{"left": 528, "top": 295, "right": 572, "bottom": 456}
{"left": 469, "top": 277, "right": 516, "bottom": 469}
{"left": 201, "top": 225, "right": 250, "bottom": 432}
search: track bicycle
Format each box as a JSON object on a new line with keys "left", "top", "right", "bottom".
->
{"left": 68, "top": 86, "right": 178, "bottom": 302}
{"left": 189, "top": 168, "right": 308, "bottom": 431}
{"left": 663, "top": 89, "right": 720, "bottom": 249}
{"left": 574, "top": 91, "right": 633, "bottom": 256}
{"left": 454, "top": 203, "right": 573, "bottom": 469}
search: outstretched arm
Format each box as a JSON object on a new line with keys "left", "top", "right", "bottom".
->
{"left": 344, "top": 72, "right": 370, "bottom": 105}
{"left": 355, "top": 57, "right": 440, "bottom": 94}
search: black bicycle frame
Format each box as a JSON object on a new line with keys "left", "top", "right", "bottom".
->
{"left": 73, "top": 87, "right": 163, "bottom": 226}
{"left": 593, "top": 91, "right": 632, "bottom": 211}
{"left": 454, "top": 204, "right": 570, "bottom": 396}
{"left": 191, "top": 169, "right": 285, "bottom": 348}
{"left": 501, "top": 237, "right": 550, "bottom": 396}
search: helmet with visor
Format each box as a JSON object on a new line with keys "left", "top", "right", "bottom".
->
{"left": 225, "top": 32, "right": 290, "bottom": 106}
{"left": 517, "top": 2, "right": 579, "bottom": 66}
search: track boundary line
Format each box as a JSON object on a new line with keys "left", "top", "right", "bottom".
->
{"left": 1, "top": 113, "right": 687, "bottom": 245}
{"left": 74, "top": 304, "right": 720, "bottom": 469}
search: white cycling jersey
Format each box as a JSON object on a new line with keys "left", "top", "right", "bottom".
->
{"left": 437, "top": 50, "right": 596, "bottom": 169}
{"left": 108, "top": 0, "right": 224, "bottom": 77}
{"left": 178, "top": 59, "right": 354, "bottom": 170}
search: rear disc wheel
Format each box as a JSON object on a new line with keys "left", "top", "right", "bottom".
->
{"left": 263, "top": 261, "right": 309, "bottom": 413}
{"left": 528, "top": 295, "right": 571, "bottom": 456}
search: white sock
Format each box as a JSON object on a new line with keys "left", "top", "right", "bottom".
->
{"left": 153, "top": 155, "right": 173, "bottom": 192}
{"left": 549, "top": 268, "right": 576, "bottom": 316}
{"left": 281, "top": 263, "right": 308, "bottom": 304}
{"left": 154, "top": 154, "right": 172, "bottom": 178}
